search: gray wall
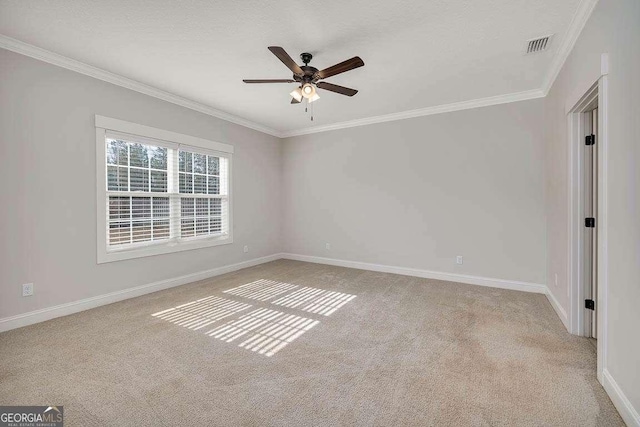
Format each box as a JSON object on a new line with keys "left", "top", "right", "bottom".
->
{"left": 282, "top": 100, "right": 547, "bottom": 284}
{"left": 0, "top": 49, "right": 282, "bottom": 319}
{"left": 2, "top": 2, "right": 638, "bottom": 414}
{"left": 543, "top": 0, "right": 640, "bottom": 413}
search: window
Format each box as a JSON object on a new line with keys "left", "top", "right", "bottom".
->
{"left": 96, "top": 116, "right": 233, "bottom": 263}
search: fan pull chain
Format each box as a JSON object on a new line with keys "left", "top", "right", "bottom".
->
{"left": 302, "top": 98, "right": 314, "bottom": 121}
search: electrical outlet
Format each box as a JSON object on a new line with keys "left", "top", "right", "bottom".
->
{"left": 456, "top": 256, "right": 463, "bottom": 265}
{"left": 243, "top": 245, "right": 249, "bottom": 253}
{"left": 22, "top": 283, "right": 34, "bottom": 297}
{"left": 325, "top": 243, "right": 331, "bottom": 250}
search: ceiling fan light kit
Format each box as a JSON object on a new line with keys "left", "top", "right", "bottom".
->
{"left": 290, "top": 87, "right": 303, "bottom": 102}
{"left": 243, "top": 46, "right": 364, "bottom": 121}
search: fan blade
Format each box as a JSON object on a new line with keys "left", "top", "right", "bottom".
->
{"left": 316, "top": 81, "right": 358, "bottom": 96}
{"left": 315, "top": 56, "right": 364, "bottom": 79}
{"left": 291, "top": 97, "right": 301, "bottom": 104}
{"left": 268, "top": 46, "right": 304, "bottom": 75}
{"left": 243, "top": 79, "right": 297, "bottom": 83}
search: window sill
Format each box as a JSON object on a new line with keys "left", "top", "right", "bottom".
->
{"left": 97, "top": 234, "right": 232, "bottom": 264}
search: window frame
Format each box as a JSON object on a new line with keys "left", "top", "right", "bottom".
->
{"left": 96, "top": 115, "right": 233, "bottom": 263}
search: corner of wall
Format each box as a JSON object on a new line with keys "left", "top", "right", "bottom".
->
{"left": 544, "top": 286, "right": 570, "bottom": 331}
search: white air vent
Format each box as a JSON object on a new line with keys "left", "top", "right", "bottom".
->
{"left": 525, "top": 35, "right": 552, "bottom": 54}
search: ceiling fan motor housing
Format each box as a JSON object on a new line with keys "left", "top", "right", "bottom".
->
{"left": 295, "top": 65, "right": 320, "bottom": 83}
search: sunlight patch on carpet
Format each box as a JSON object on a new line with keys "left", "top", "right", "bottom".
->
{"left": 205, "top": 308, "right": 319, "bottom": 357}
{"left": 271, "top": 286, "right": 356, "bottom": 316}
{"left": 222, "top": 279, "right": 298, "bottom": 301}
{"left": 152, "top": 296, "right": 252, "bottom": 330}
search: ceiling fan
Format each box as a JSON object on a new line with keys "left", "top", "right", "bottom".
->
{"left": 243, "top": 46, "right": 364, "bottom": 105}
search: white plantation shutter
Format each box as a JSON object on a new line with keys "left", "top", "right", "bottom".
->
{"left": 100, "top": 126, "right": 232, "bottom": 259}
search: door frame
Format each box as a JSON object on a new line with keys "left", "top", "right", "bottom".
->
{"left": 566, "top": 54, "right": 609, "bottom": 382}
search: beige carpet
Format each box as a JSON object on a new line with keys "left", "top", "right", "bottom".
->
{"left": 0, "top": 260, "right": 623, "bottom": 426}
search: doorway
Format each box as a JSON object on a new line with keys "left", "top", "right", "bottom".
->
{"left": 567, "top": 69, "right": 609, "bottom": 382}
{"left": 569, "top": 86, "right": 599, "bottom": 341}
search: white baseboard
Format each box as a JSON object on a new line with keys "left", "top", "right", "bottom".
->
{"left": 281, "top": 253, "right": 546, "bottom": 294}
{"left": 0, "top": 253, "right": 282, "bottom": 333}
{"left": 544, "top": 288, "right": 570, "bottom": 330}
{"left": 602, "top": 369, "right": 640, "bottom": 427}
{"left": 0, "top": 252, "right": 546, "bottom": 333}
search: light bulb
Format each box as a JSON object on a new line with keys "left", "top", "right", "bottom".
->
{"left": 301, "top": 83, "right": 316, "bottom": 99}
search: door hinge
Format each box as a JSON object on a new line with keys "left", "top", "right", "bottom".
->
{"left": 585, "top": 134, "right": 596, "bottom": 145}
{"left": 585, "top": 217, "right": 595, "bottom": 228}
{"left": 585, "top": 299, "right": 595, "bottom": 310}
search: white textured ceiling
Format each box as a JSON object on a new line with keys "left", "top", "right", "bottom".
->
{"left": 0, "top": 0, "right": 582, "bottom": 134}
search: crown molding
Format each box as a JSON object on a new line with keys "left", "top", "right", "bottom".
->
{"left": 280, "top": 89, "right": 545, "bottom": 138}
{"left": 1, "top": 34, "right": 544, "bottom": 138}
{"left": 541, "top": 0, "right": 599, "bottom": 95}
{"left": 2, "top": 0, "right": 596, "bottom": 140}
{"left": 0, "top": 35, "right": 281, "bottom": 138}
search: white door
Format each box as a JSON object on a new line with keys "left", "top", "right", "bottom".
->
{"left": 591, "top": 108, "right": 598, "bottom": 338}
{"left": 583, "top": 109, "right": 598, "bottom": 338}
